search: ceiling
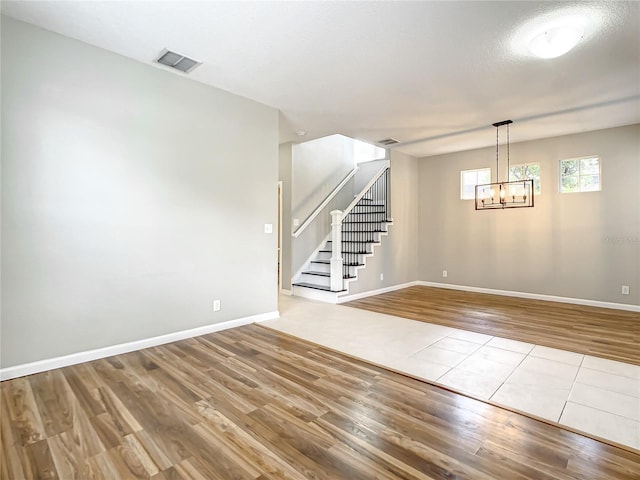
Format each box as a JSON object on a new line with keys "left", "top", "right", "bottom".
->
{"left": 2, "top": 1, "right": 639, "bottom": 157}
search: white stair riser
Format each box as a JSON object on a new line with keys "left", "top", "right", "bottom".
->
{"left": 300, "top": 273, "right": 331, "bottom": 287}
{"left": 292, "top": 285, "right": 340, "bottom": 303}
{"left": 316, "top": 251, "right": 332, "bottom": 261}
{"left": 309, "top": 263, "right": 331, "bottom": 274}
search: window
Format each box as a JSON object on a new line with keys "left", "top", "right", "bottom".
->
{"left": 559, "top": 156, "right": 601, "bottom": 193}
{"left": 461, "top": 168, "right": 491, "bottom": 200}
{"left": 509, "top": 163, "right": 541, "bottom": 195}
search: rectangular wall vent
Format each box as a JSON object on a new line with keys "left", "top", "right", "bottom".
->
{"left": 155, "top": 49, "right": 201, "bottom": 73}
{"left": 377, "top": 137, "right": 400, "bottom": 146}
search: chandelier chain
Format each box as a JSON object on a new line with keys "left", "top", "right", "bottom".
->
{"left": 507, "top": 122, "right": 510, "bottom": 177}
{"left": 495, "top": 125, "right": 499, "bottom": 182}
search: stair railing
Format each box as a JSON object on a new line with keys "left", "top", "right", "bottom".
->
{"left": 329, "top": 163, "right": 391, "bottom": 290}
{"left": 341, "top": 162, "right": 390, "bottom": 220}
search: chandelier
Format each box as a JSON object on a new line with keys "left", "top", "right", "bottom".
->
{"left": 475, "top": 120, "right": 534, "bottom": 210}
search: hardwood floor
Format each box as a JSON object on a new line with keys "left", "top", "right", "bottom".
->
{"left": 2, "top": 324, "right": 639, "bottom": 479}
{"left": 346, "top": 286, "right": 640, "bottom": 365}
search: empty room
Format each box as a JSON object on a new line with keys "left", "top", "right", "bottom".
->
{"left": 1, "top": 1, "right": 639, "bottom": 479}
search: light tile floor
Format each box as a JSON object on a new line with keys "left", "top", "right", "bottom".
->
{"left": 263, "top": 295, "right": 640, "bottom": 451}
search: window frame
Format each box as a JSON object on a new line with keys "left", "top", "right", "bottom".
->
{"left": 460, "top": 167, "right": 491, "bottom": 200}
{"left": 558, "top": 155, "right": 601, "bottom": 194}
{"left": 509, "top": 162, "right": 542, "bottom": 195}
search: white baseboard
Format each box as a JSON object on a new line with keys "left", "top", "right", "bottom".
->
{"left": 295, "top": 279, "right": 639, "bottom": 312}
{"left": 254, "top": 311, "right": 280, "bottom": 322}
{"left": 279, "top": 289, "right": 292, "bottom": 296}
{"left": 417, "top": 281, "right": 640, "bottom": 312}
{"left": 0, "top": 310, "right": 280, "bottom": 381}
{"left": 337, "top": 281, "right": 421, "bottom": 303}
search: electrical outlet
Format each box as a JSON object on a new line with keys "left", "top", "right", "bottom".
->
{"left": 442, "top": 270, "right": 448, "bottom": 278}
{"left": 621, "top": 285, "right": 630, "bottom": 295}
{"left": 293, "top": 218, "right": 300, "bottom": 226}
{"left": 264, "top": 223, "right": 273, "bottom": 234}
{"left": 213, "top": 299, "right": 221, "bottom": 311}
{"left": 380, "top": 273, "right": 384, "bottom": 281}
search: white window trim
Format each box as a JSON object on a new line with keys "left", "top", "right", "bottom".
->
{"left": 559, "top": 155, "right": 601, "bottom": 194}
{"left": 460, "top": 168, "right": 491, "bottom": 200}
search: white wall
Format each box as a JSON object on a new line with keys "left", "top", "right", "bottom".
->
{"left": 354, "top": 158, "right": 388, "bottom": 193}
{"left": 418, "top": 124, "right": 640, "bottom": 306}
{"left": 291, "top": 134, "right": 355, "bottom": 225}
{"left": 1, "top": 17, "right": 279, "bottom": 368}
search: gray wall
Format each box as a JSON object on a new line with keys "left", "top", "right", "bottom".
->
{"left": 347, "top": 150, "right": 420, "bottom": 295}
{"left": 418, "top": 124, "right": 640, "bottom": 305}
{"left": 1, "top": 17, "right": 279, "bottom": 368}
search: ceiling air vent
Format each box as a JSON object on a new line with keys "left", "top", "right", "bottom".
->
{"left": 155, "top": 49, "right": 202, "bottom": 73}
{"left": 377, "top": 137, "right": 400, "bottom": 146}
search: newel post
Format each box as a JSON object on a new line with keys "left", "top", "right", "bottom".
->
{"left": 330, "top": 210, "right": 343, "bottom": 292}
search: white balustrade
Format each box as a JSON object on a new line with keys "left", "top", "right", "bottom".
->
{"left": 330, "top": 209, "right": 343, "bottom": 291}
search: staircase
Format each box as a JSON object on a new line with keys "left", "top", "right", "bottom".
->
{"left": 292, "top": 166, "right": 391, "bottom": 302}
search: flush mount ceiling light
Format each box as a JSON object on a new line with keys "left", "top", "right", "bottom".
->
{"left": 528, "top": 24, "right": 583, "bottom": 58}
{"left": 512, "top": 6, "right": 602, "bottom": 60}
{"left": 475, "top": 120, "right": 534, "bottom": 211}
